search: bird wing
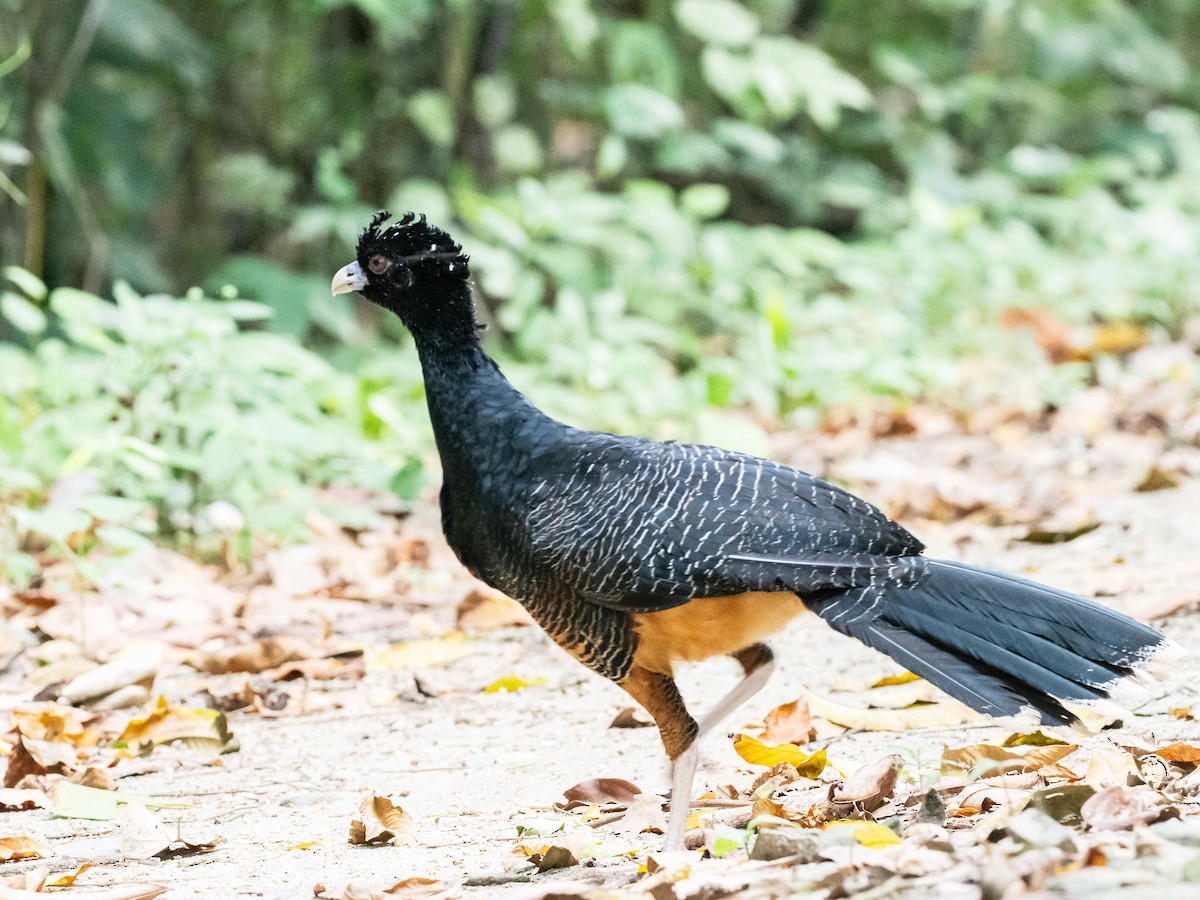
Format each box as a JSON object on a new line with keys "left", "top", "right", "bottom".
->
{"left": 520, "top": 434, "right": 925, "bottom": 612}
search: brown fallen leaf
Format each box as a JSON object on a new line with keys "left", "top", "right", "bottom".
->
{"left": 761, "top": 699, "right": 816, "bottom": 746}
{"left": 349, "top": 794, "right": 412, "bottom": 846}
{"left": 941, "top": 742, "right": 1078, "bottom": 778}
{"left": 0, "top": 835, "right": 52, "bottom": 862}
{"left": 189, "top": 635, "right": 320, "bottom": 675}
{"left": 1017, "top": 519, "right": 1101, "bottom": 544}
{"left": 117, "top": 803, "right": 220, "bottom": 859}
{"left": 379, "top": 877, "right": 447, "bottom": 898}
{"left": 455, "top": 589, "right": 532, "bottom": 631}
{"left": 807, "top": 688, "right": 980, "bottom": 731}
{"left": 613, "top": 792, "right": 666, "bottom": 836}
{"left": 270, "top": 655, "right": 365, "bottom": 682}
{"left": 560, "top": 778, "right": 642, "bottom": 810}
{"left": 1080, "top": 785, "right": 1164, "bottom": 831}
{"left": 1085, "top": 746, "right": 1139, "bottom": 789}
{"left": 1151, "top": 742, "right": 1200, "bottom": 765}
{"left": 0, "top": 790, "right": 45, "bottom": 812}
{"left": 950, "top": 773, "right": 1041, "bottom": 816}
{"left": 4, "top": 736, "right": 77, "bottom": 788}
{"left": 830, "top": 755, "right": 901, "bottom": 813}
{"left": 609, "top": 707, "right": 654, "bottom": 729}
{"left": 1135, "top": 465, "right": 1181, "bottom": 492}
{"left": 10, "top": 704, "right": 97, "bottom": 748}
{"left": 117, "top": 696, "right": 234, "bottom": 755}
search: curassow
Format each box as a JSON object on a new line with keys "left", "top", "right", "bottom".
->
{"left": 332, "top": 212, "right": 1174, "bottom": 850}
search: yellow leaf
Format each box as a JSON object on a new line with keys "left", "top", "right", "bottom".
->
{"left": 732, "top": 734, "right": 827, "bottom": 777}
{"left": 824, "top": 820, "right": 901, "bottom": 848}
{"left": 0, "top": 834, "right": 53, "bottom": 861}
{"left": 869, "top": 672, "right": 921, "bottom": 688}
{"left": 369, "top": 634, "right": 470, "bottom": 669}
{"left": 117, "top": 697, "right": 232, "bottom": 754}
{"left": 49, "top": 862, "right": 92, "bottom": 886}
{"left": 940, "top": 742, "right": 1079, "bottom": 777}
{"left": 806, "top": 687, "right": 981, "bottom": 731}
{"left": 482, "top": 675, "right": 546, "bottom": 694}
{"left": 287, "top": 841, "right": 321, "bottom": 851}
{"left": 1001, "top": 730, "right": 1069, "bottom": 748}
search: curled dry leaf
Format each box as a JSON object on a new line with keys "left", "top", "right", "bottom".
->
{"left": 59, "top": 642, "right": 164, "bottom": 706}
{"left": 560, "top": 778, "right": 642, "bottom": 810}
{"left": 349, "top": 794, "right": 412, "bottom": 846}
{"left": 732, "top": 735, "right": 827, "bottom": 777}
{"left": 1151, "top": 742, "right": 1200, "bottom": 766}
{"left": 940, "top": 742, "right": 1078, "bottom": 778}
{"left": 189, "top": 635, "right": 320, "bottom": 676}
{"left": 1081, "top": 785, "right": 1165, "bottom": 831}
{"left": 806, "top": 688, "right": 980, "bottom": 731}
{"left": 0, "top": 790, "right": 45, "bottom": 812}
{"left": 455, "top": 589, "right": 532, "bottom": 631}
{"left": 3, "top": 736, "right": 77, "bottom": 788}
{"left": 951, "top": 773, "right": 1041, "bottom": 816}
{"left": 613, "top": 792, "right": 666, "bottom": 836}
{"left": 1085, "top": 746, "right": 1139, "bottom": 789}
{"left": 609, "top": 707, "right": 653, "bottom": 729}
{"left": 760, "top": 699, "right": 815, "bottom": 746}
{"left": 10, "top": 704, "right": 97, "bottom": 747}
{"left": 117, "top": 696, "right": 234, "bottom": 755}
{"left": 830, "top": 755, "right": 901, "bottom": 813}
{"left": 0, "top": 835, "right": 52, "bottom": 862}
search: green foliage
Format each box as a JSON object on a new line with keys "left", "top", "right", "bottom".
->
{"left": 1, "top": 0, "right": 1199, "bottom": 550}
{"left": 0, "top": 268, "right": 425, "bottom": 583}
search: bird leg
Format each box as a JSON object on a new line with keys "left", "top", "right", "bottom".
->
{"left": 621, "top": 644, "right": 776, "bottom": 851}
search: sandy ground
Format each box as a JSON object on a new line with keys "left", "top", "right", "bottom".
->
{"left": 3, "top": 410, "right": 1199, "bottom": 899}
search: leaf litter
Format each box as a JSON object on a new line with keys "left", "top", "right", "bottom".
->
{"left": 0, "top": 373, "right": 1196, "bottom": 897}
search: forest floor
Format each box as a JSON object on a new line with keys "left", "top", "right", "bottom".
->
{"left": 1, "top": 358, "right": 1199, "bottom": 899}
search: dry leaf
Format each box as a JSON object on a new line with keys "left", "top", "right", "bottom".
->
{"left": 117, "top": 803, "right": 219, "bottom": 859}
{"left": 1017, "top": 519, "right": 1102, "bottom": 544}
{"left": 48, "top": 862, "right": 92, "bottom": 887}
{"left": 760, "top": 699, "right": 815, "bottom": 746}
{"left": 1001, "top": 731, "right": 1068, "bottom": 748}
{"left": 271, "top": 655, "right": 365, "bottom": 682}
{"left": 382, "top": 878, "right": 447, "bottom": 898}
{"left": 823, "top": 820, "right": 901, "bottom": 848}
{"left": 455, "top": 590, "right": 532, "bottom": 631}
{"left": 482, "top": 675, "right": 545, "bottom": 693}
{"left": 614, "top": 792, "right": 667, "bottom": 836}
{"left": 609, "top": 707, "right": 654, "bottom": 729}
{"left": 0, "top": 835, "right": 52, "bottom": 862}
{"left": 1135, "top": 466, "right": 1181, "bottom": 492}
{"left": 807, "top": 689, "right": 980, "bottom": 731}
{"left": 732, "top": 734, "right": 827, "bottom": 777}
{"left": 369, "top": 635, "right": 470, "bottom": 670}
{"left": 830, "top": 755, "right": 901, "bottom": 813}
{"left": 3, "top": 736, "right": 77, "bottom": 788}
{"left": 1151, "top": 742, "right": 1200, "bottom": 765}
{"left": 58, "top": 642, "right": 164, "bottom": 706}
{"left": 189, "top": 635, "right": 319, "bottom": 675}
{"left": 1080, "top": 785, "right": 1164, "bottom": 831}
{"left": 349, "top": 794, "right": 412, "bottom": 846}
{"left": 10, "top": 705, "right": 97, "bottom": 747}
{"left": 1085, "top": 746, "right": 1138, "bottom": 789}
{"left": 117, "top": 696, "right": 233, "bottom": 754}
{"left": 0, "top": 790, "right": 45, "bottom": 812}
{"left": 869, "top": 672, "right": 922, "bottom": 688}
{"left": 560, "top": 778, "right": 641, "bottom": 810}
{"left": 940, "top": 742, "right": 1078, "bottom": 777}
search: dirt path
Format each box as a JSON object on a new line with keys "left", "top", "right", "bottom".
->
{"left": 2, "top": 407, "right": 1198, "bottom": 899}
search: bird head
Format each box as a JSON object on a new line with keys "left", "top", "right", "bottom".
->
{"left": 331, "top": 211, "right": 471, "bottom": 332}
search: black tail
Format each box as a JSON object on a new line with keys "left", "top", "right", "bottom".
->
{"left": 806, "top": 559, "right": 1170, "bottom": 726}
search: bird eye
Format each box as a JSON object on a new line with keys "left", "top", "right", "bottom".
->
{"left": 367, "top": 255, "right": 390, "bottom": 275}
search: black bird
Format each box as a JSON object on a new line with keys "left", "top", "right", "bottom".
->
{"left": 332, "top": 211, "right": 1174, "bottom": 849}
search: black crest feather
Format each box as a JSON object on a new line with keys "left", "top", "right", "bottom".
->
{"left": 358, "top": 210, "right": 469, "bottom": 280}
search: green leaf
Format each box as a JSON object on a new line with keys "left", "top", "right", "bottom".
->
{"left": 675, "top": 0, "right": 759, "bottom": 47}
{"left": 95, "top": 524, "right": 156, "bottom": 553}
{"left": 407, "top": 90, "right": 456, "bottom": 148}
{"left": 388, "top": 458, "right": 423, "bottom": 501}
{"left": 1, "top": 292, "right": 47, "bottom": 334}
{"left": 680, "top": 183, "right": 729, "bottom": 220}
{"left": 606, "top": 85, "right": 684, "bottom": 140}
{"left": 2, "top": 266, "right": 46, "bottom": 300}
{"left": 11, "top": 506, "right": 91, "bottom": 541}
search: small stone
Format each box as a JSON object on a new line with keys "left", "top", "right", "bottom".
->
{"left": 750, "top": 827, "right": 821, "bottom": 862}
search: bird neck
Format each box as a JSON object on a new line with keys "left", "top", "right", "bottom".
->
{"left": 410, "top": 305, "right": 560, "bottom": 481}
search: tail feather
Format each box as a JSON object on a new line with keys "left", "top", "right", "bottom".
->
{"left": 806, "top": 558, "right": 1168, "bottom": 726}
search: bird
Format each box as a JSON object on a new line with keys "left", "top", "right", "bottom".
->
{"left": 332, "top": 211, "right": 1174, "bottom": 851}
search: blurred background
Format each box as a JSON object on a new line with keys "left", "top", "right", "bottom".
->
{"left": 1, "top": 0, "right": 1199, "bottom": 566}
